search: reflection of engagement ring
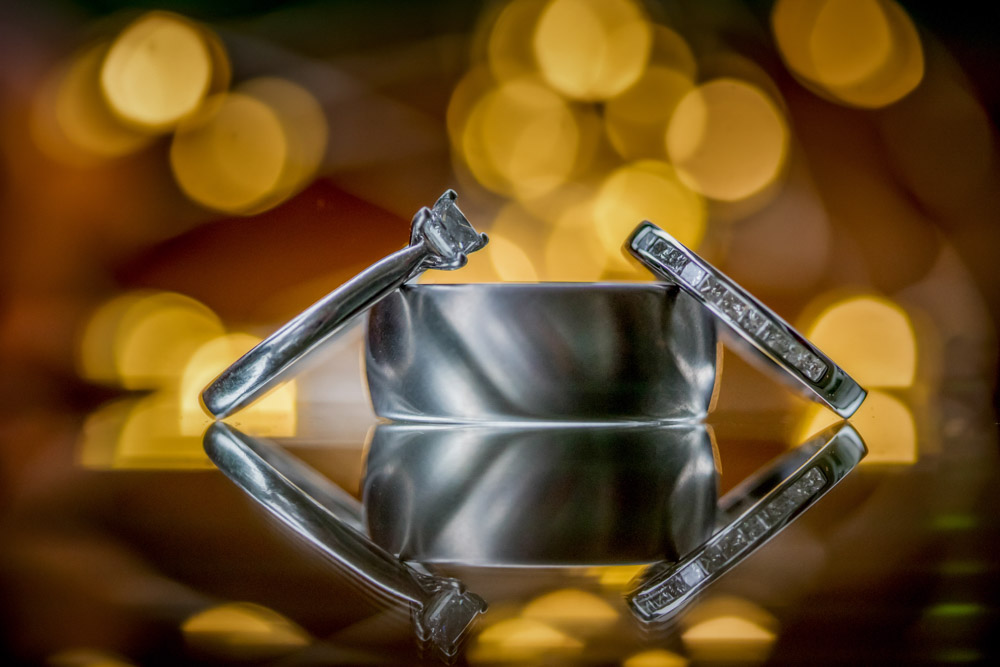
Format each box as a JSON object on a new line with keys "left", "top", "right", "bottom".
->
{"left": 201, "top": 190, "right": 489, "bottom": 419}
{"left": 627, "top": 221, "right": 866, "bottom": 418}
{"left": 204, "top": 422, "right": 487, "bottom": 658}
{"left": 626, "top": 422, "right": 867, "bottom": 623}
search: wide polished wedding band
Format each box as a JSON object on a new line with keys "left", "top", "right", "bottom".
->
{"left": 627, "top": 221, "right": 867, "bottom": 418}
{"left": 200, "top": 190, "right": 488, "bottom": 419}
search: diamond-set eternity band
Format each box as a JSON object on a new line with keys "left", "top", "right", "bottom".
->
{"left": 628, "top": 221, "right": 866, "bottom": 418}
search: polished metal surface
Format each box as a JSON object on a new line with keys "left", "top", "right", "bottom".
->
{"left": 203, "top": 422, "right": 487, "bottom": 658}
{"left": 201, "top": 190, "right": 489, "bottom": 419}
{"left": 627, "top": 422, "right": 867, "bottom": 623}
{"left": 365, "top": 282, "right": 718, "bottom": 422}
{"left": 362, "top": 423, "right": 718, "bottom": 565}
{"left": 627, "top": 222, "right": 867, "bottom": 418}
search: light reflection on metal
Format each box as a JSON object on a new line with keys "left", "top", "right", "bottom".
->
{"left": 365, "top": 283, "right": 718, "bottom": 423}
{"left": 679, "top": 596, "right": 778, "bottom": 664}
{"left": 627, "top": 422, "right": 867, "bottom": 623}
{"left": 203, "top": 423, "right": 487, "bottom": 659}
{"left": 363, "top": 423, "right": 717, "bottom": 565}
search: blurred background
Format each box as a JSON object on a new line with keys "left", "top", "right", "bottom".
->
{"left": 1, "top": 0, "right": 998, "bottom": 665}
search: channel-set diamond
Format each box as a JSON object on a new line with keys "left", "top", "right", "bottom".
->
{"left": 629, "top": 466, "right": 829, "bottom": 620}
{"left": 642, "top": 236, "right": 828, "bottom": 383}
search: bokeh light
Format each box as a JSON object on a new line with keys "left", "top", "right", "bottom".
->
{"left": 798, "top": 389, "right": 917, "bottom": 464}
{"left": 804, "top": 294, "right": 917, "bottom": 388}
{"left": 487, "top": 0, "right": 548, "bottom": 82}
{"left": 101, "top": 12, "right": 225, "bottom": 131}
{"left": 605, "top": 65, "right": 694, "bottom": 161}
{"left": 772, "top": 0, "right": 924, "bottom": 108}
{"left": 666, "top": 79, "right": 789, "bottom": 202}
{"left": 180, "top": 333, "right": 297, "bottom": 437}
{"left": 594, "top": 160, "right": 705, "bottom": 270}
{"left": 623, "top": 649, "right": 689, "bottom": 667}
{"left": 544, "top": 201, "right": 608, "bottom": 281}
{"left": 78, "top": 291, "right": 225, "bottom": 390}
{"left": 521, "top": 589, "right": 618, "bottom": 634}
{"left": 469, "top": 617, "right": 582, "bottom": 663}
{"left": 77, "top": 395, "right": 213, "bottom": 470}
{"left": 182, "top": 602, "right": 310, "bottom": 660}
{"left": 31, "top": 44, "right": 152, "bottom": 164}
{"left": 681, "top": 597, "right": 778, "bottom": 664}
{"left": 47, "top": 648, "right": 137, "bottom": 667}
{"left": 533, "top": 0, "right": 652, "bottom": 101}
{"left": 462, "top": 76, "right": 580, "bottom": 199}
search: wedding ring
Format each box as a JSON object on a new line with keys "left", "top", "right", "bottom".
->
{"left": 626, "top": 422, "right": 867, "bottom": 622}
{"left": 200, "top": 190, "right": 488, "bottom": 419}
{"left": 366, "top": 282, "right": 718, "bottom": 423}
{"left": 204, "top": 422, "right": 487, "bottom": 657}
{"left": 627, "top": 221, "right": 867, "bottom": 418}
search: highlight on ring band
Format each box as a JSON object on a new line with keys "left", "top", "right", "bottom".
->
{"left": 627, "top": 220, "right": 867, "bottom": 418}
{"left": 199, "top": 190, "right": 488, "bottom": 419}
{"left": 627, "top": 422, "right": 867, "bottom": 623}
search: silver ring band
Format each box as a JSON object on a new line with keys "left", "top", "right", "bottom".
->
{"left": 627, "top": 221, "right": 867, "bottom": 418}
{"left": 200, "top": 190, "right": 488, "bottom": 419}
{"left": 626, "top": 422, "right": 867, "bottom": 622}
{"left": 203, "top": 422, "right": 487, "bottom": 657}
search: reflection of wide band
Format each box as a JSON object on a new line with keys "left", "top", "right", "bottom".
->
{"left": 366, "top": 283, "right": 718, "bottom": 423}
{"left": 627, "top": 222, "right": 866, "bottom": 418}
{"left": 364, "top": 424, "right": 718, "bottom": 565}
{"left": 626, "top": 423, "right": 867, "bottom": 622}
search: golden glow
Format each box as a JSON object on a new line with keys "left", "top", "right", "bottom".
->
{"left": 623, "top": 649, "right": 689, "bottom": 667}
{"left": 798, "top": 390, "right": 917, "bottom": 464}
{"left": 667, "top": 79, "right": 789, "bottom": 202}
{"left": 469, "top": 618, "right": 582, "bottom": 663}
{"left": 649, "top": 24, "right": 697, "bottom": 80}
{"left": 521, "top": 589, "right": 619, "bottom": 631}
{"left": 108, "top": 291, "right": 225, "bottom": 390}
{"left": 544, "top": 203, "right": 608, "bottom": 281}
{"left": 533, "top": 0, "right": 652, "bottom": 101}
{"left": 811, "top": 0, "right": 893, "bottom": 88}
{"left": 589, "top": 564, "right": 646, "bottom": 589}
{"left": 101, "top": 12, "right": 218, "bottom": 130}
{"left": 182, "top": 602, "right": 310, "bottom": 659}
{"left": 117, "top": 394, "right": 213, "bottom": 469}
{"left": 170, "top": 92, "right": 287, "bottom": 214}
{"left": 32, "top": 45, "right": 152, "bottom": 164}
{"left": 594, "top": 160, "right": 705, "bottom": 270}
{"left": 681, "top": 597, "right": 777, "bottom": 663}
{"left": 605, "top": 66, "right": 694, "bottom": 161}
{"left": 772, "top": 0, "right": 924, "bottom": 108}
{"left": 77, "top": 395, "right": 214, "bottom": 470}
{"left": 487, "top": 0, "right": 547, "bottom": 81}
{"left": 489, "top": 235, "right": 540, "bottom": 281}
{"left": 180, "top": 333, "right": 297, "bottom": 437}
{"left": 463, "top": 77, "right": 580, "bottom": 199}
{"left": 805, "top": 295, "right": 917, "bottom": 388}
{"left": 78, "top": 292, "right": 149, "bottom": 384}
{"left": 48, "top": 648, "right": 136, "bottom": 667}
{"left": 237, "top": 78, "right": 329, "bottom": 213}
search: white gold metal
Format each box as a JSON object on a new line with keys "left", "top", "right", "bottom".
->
{"left": 201, "top": 190, "right": 488, "bottom": 419}
{"left": 627, "top": 221, "right": 867, "bottom": 418}
{"left": 626, "top": 422, "right": 867, "bottom": 622}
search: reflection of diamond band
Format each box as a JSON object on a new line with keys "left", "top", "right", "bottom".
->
{"left": 627, "top": 222, "right": 866, "bottom": 417}
{"left": 627, "top": 423, "right": 867, "bottom": 622}
{"left": 200, "top": 190, "right": 488, "bottom": 419}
